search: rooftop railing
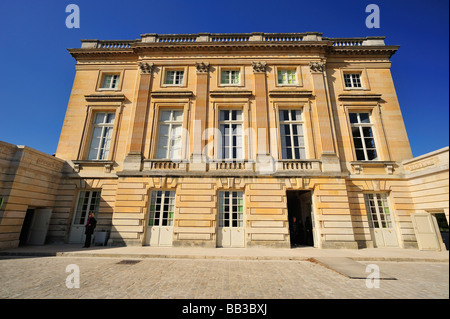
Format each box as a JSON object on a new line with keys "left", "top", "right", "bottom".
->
{"left": 80, "top": 33, "right": 386, "bottom": 48}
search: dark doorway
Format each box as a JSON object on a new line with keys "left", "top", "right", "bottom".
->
{"left": 287, "top": 190, "right": 314, "bottom": 247}
{"left": 19, "top": 209, "right": 34, "bottom": 246}
{"left": 434, "top": 213, "right": 449, "bottom": 250}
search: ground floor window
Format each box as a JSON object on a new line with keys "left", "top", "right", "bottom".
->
{"left": 148, "top": 190, "right": 175, "bottom": 227}
{"left": 364, "top": 193, "right": 392, "bottom": 228}
{"left": 73, "top": 190, "right": 101, "bottom": 225}
{"left": 218, "top": 191, "right": 243, "bottom": 227}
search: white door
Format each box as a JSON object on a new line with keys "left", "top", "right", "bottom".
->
{"left": 145, "top": 190, "right": 175, "bottom": 246}
{"left": 69, "top": 190, "right": 101, "bottom": 244}
{"left": 27, "top": 208, "right": 52, "bottom": 245}
{"left": 217, "top": 191, "right": 244, "bottom": 248}
{"left": 411, "top": 213, "right": 441, "bottom": 250}
{"left": 365, "top": 193, "right": 399, "bottom": 248}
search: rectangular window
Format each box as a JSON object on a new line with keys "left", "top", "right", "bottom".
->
{"left": 164, "top": 70, "right": 184, "bottom": 85}
{"left": 278, "top": 69, "right": 297, "bottom": 85}
{"left": 349, "top": 112, "right": 377, "bottom": 161}
{"left": 100, "top": 74, "right": 120, "bottom": 89}
{"left": 156, "top": 109, "right": 183, "bottom": 159}
{"left": 221, "top": 70, "right": 240, "bottom": 85}
{"left": 218, "top": 191, "right": 244, "bottom": 227}
{"left": 344, "top": 73, "right": 362, "bottom": 88}
{"left": 279, "top": 109, "right": 306, "bottom": 159}
{"left": 219, "top": 110, "right": 243, "bottom": 160}
{"left": 73, "top": 190, "right": 101, "bottom": 225}
{"left": 364, "top": 193, "right": 392, "bottom": 229}
{"left": 148, "top": 190, "right": 175, "bottom": 227}
{"left": 88, "top": 113, "right": 115, "bottom": 160}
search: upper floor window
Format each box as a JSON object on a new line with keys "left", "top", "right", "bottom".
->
{"left": 156, "top": 109, "right": 184, "bottom": 160}
{"left": 100, "top": 74, "right": 120, "bottom": 90}
{"left": 277, "top": 69, "right": 297, "bottom": 85}
{"left": 219, "top": 110, "right": 243, "bottom": 160}
{"left": 221, "top": 70, "right": 240, "bottom": 85}
{"left": 279, "top": 109, "right": 305, "bottom": 159}
{"left": 88, "top": 113, "right": 115, "bottom": 160}
{"left": 349, "top": 112, "right": 377, "bottom": 161}
{"left": 344, "top": 73, "right": 362, "bottom": 88}
{"left": 164, "top": 70, "right": 185, "bottom": 85}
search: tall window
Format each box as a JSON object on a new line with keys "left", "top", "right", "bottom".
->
{"left": 349, "top": 112, "right": 377, "bottom": 161}
{"left": 156, "top": 109, "right": 183, "bottom": 159}
{"left": 219, "top": 110, "right": 243, "bottom": 160}
{"left": 278, "top": 69, "right": 297, "bottom": 85}
{"left": 73, "top": 190, "right": 101, "bottom": 225}
{"left": 218, "top": 191, "right": 244, "bottom": 227}
{"left": 88, "top": 113, "right": 115, "bottom": 160}
{"left": 279, "top": 109, "right": 305, "bottom": 159}
{"left": 148, "top": 190, "right": 175, "bottom": 227}
{"left": 364, "top": 193, "right": 393, "bottom": 229}
{"left": 164, "top": 70, "right": 184, "bottom": 85}
{"left": 100, "top": 74, "right": 120, "bottom": 89}
{"left": 221, "top": 70, "right": 240, "bottom": 85}
{"left": 344, "top": 73, "right": 362, "bottom": 88}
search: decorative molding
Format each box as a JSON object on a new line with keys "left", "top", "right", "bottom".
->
{"left": 150, "top": 91, "right": 194, "bottom": 98}
{"left": 268, "top": 90, "right": 313, "bottom": 98}
{"left": 251, "top": 61, "right": 267, "bottom": 73}
{"left": 84, "top": 94, "right": 125, "bottom": 102}
{"left": 195, "top": 62, "right": 210, "bottom": 73}
{"left": 138, "top": 62, "right": 154, "bottom": 74}
{"left": 338, "top": 93, "right": 382, "bottom": 101}
{"left": 209, "top": 90, "right": 252, "bottom": 98}
{"left": 309, "top": 62, "right": 325, "bottom": 73}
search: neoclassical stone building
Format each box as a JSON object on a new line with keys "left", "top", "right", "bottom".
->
{"left": 0, "top": 32, "right": 448, "bottom": 250}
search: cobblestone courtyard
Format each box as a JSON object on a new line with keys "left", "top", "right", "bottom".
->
{"left": 0, "top": 256, "right": 448, "bottom": 299}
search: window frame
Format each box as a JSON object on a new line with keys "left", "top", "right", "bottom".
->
{"left": 96, "top": 70, "right": 124, "bottom": 91}
{"left": 218, "top": 109, "right": 244, "bottom": 161}
{"left": 340, "top": 68, "right": 370, "bottom": 91}
{"left": 72, "top": 190, "right": 101, "bottom": 226}
{"left": 87, "top": 112, "right": 116, "bottom": 161}
{"left": 155, "top": 108, "right": 184, "bottom": 160}
{"left": 218, "top": 190, "right": 244, "bottom": 228}
{"left": 349, "top": 111, "right": 378, "bottom": 161}
{"left": 278, "top": 109, "right": 306, "bottom": 160}
{"left": 364, "top": 193, "right": 393, "bottom": 229}
{"left": 274, "top": 66, "right": 302, "bottom": 87}
{"left": 218, "top": 66, "right": 245, "bottom": 87}
{"left": 148, "top": 190, "right": 176, "bottom": 227}
{"left": 161, "top": 67, "right": 188, "bottom": 87}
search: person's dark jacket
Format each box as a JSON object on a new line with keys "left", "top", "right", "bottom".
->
{"left": 85, "top": 217, "right": 97, "bottom": 235}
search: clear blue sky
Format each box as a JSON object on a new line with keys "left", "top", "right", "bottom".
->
{"left": 0, "top": 0, "right": 448, "bottom": 157}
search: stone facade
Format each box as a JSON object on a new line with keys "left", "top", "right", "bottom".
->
{"left": 0, "top": 32, "right": 448, "bottom": 250}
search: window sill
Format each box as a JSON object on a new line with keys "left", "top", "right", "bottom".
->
{"left": 350, "top": 161, "right": 395, "bottom": 175}
{"left": 72, "top": 160, "right": 115, "bottom": 173}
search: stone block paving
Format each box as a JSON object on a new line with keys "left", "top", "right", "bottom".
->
{"left": 0, "top": 256, "right": 448, "bottom": 299}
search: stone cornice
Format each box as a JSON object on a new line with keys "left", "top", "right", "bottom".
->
{"left": 84, "top": 93, "right": 126, "bottom": 102}
{"left": 150, "top": 91, "right": 193, "bottom": 98}
{"left": 210, "top": 90, "right": 253, "bottom": 98}
{"left": 338, "top": 93, "right": 382, "bottom": 101}
{"left": 268, "top": 90, "right": 313, "bottom": 98}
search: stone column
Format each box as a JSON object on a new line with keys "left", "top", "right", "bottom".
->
{"left": 189, "top": 62, "right": 209, "bottom": 172}
{"left": 123, "top": 62, "right": 153, "bottom": 171}
{"left": 309, "top": 61, "right": 340, "bottom": 172}
{"left": 252, "top": 62, "right": 275, "bottom": 173}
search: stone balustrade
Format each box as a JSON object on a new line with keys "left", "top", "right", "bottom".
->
{"left": 80, "top": 32, "right": 386, "bottom": 48}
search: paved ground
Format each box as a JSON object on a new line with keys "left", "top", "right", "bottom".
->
{"left": 0, "top": 256, "right": 448, "bottom": 299}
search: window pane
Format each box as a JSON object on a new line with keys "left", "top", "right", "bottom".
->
{"left": 359, "top": 113, "right": 370, "bottom": 124}
{"left": 355, "top": 150, "right": 365, "bottom": 161}
{"left": 362, "top": 127, "right": 374, "bottom": 137}
{"left": 173, "top": 111, "right": 183, "bottom": 121}
{"left": 349, "top": 113, "right": 358, "bottom": 124}
{"left": 366, "top": 149, "right": 377, "bottom": 160}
